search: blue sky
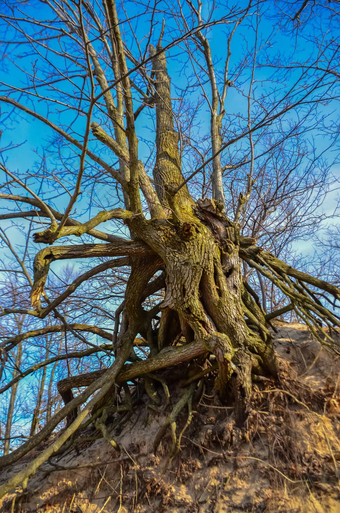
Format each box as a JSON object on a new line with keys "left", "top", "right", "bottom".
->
{"left": 0, "top": 0, "right": 339, "bottom": 256}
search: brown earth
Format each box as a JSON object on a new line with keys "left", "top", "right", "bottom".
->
{"left": 1, "top": 323, "right": 339, "bottom": 513}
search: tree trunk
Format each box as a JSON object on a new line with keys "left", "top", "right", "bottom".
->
{"left": 128, "top": 197, "right": 277, "bottom": 423}
{"left": 4, "top": 342, "right": 23, "bottom": 455}
{"left": 30, "top": 348, "right": 48, "bottom": 437}
{"left": 46, "top": 361, "right": 58, "bottom": 423}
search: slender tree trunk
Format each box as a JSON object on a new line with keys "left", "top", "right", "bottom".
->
{"left": 46, "top": 361, "right": 58, "bottom": 423}
{"left": 30, "top": 352, "right": 48, "bottom": 437}
{"left": 4, "top": 342, "right": 23, "bottom": 455}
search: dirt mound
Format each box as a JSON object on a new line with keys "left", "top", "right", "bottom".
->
{"left": 1, "top": 324, "right": 339, "bottom": 513}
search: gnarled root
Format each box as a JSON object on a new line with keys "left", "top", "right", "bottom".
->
{"left": 153, "top": 381, "right": 197, "bottom": 458}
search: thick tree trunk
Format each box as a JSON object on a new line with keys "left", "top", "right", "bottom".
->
{"left": 127, "top": 198, "right": 278, "bottom": 423}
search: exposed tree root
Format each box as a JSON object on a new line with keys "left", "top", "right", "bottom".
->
{"left": 153, "top": 381, "right": 197, "bottom": 458}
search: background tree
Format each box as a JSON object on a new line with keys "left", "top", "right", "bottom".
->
{"left": 0, "top": 0, "right": 339, "bottom": 497}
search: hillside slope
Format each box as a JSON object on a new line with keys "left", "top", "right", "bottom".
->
{"left": 1, "top": 323, "right": 339, "bottom": 513}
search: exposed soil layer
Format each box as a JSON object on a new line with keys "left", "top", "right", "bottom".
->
{"left": 1, "top": 323, "right": 339, "bottom": 513}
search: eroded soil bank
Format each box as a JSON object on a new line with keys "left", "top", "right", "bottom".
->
{"left": 1, "top": 323, "right": 339, "bottom": 513}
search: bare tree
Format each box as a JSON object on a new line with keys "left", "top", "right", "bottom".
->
{"left": 0, "top": 0, "right": 339, "bottom": 497}
{"left": 3, "top": 325, "right": 23, "bottom": 456}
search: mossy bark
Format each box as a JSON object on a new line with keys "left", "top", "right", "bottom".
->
{"left": 127, "top": 202, "right": 278, "bottom": 422}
